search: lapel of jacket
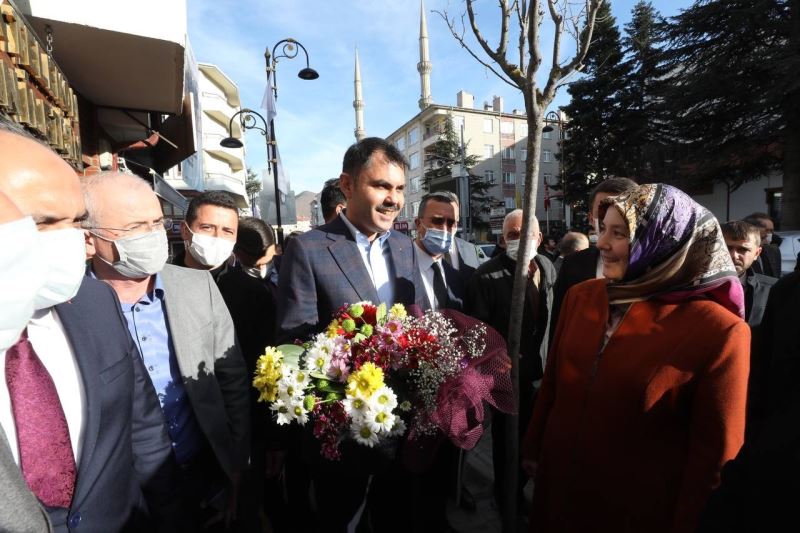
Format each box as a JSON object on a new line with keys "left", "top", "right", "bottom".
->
{"left": 158, "top": 266, "right": 200, "bottom": 380}
{"left": 53, "top": 299, "right": 102, "bottom": 500}
{"left": 326, "top": 217, "right": 379, "bottom": 303}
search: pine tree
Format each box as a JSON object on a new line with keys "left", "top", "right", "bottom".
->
{"left": 561, "top": 1, "right": 631, "bottom": 209}
{"left": 658, "top": 0, "right": 800, "bottom": 227}
{"left": 618, "top": 1, "right": 670, "bottom": 182}
{"left": 422, "top": 116, "right": 493, "bottom": 233}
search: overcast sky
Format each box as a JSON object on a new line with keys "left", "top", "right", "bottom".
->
{"left": 187, "top": 0, "right": 694, "bottom": 194}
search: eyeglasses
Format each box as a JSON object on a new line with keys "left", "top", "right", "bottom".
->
{"left": 89, "top": 218, "right": 173, "bottom": 234}
{"left": 425, "top": 215, "right": 458, "bottom": 229}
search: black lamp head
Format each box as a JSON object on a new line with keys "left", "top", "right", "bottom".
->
{"left": 542, "top": 125, "right": 555, "bottom": 133}
{"left": 297, "top": 67, "right": 319, "bottom": 80}
{"left": 220, "top": 137, "right": 244, "bottom": 149}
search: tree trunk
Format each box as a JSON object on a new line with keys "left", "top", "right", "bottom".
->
{"left": 502, "top": 86, "right": 545, "bottom": 532}
{"left": 782, "top": 0, "right": 800, "bottom": 230}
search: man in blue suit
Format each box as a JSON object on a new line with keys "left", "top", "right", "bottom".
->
{"left": 0, "top": 123, "right": 177, "bottom": 532}
{"left": 277, "top": 137, "right": 427, "bottom": 532}
{"left": 413, "top": 190, "right": 468, "bottom": 312}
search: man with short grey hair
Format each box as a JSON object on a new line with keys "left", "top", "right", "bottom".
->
{"left": 414, "top": 191, "right": 467, "bottom": 311}
{"left": 466, "top": 208, "right": 556, "bottom": 509}
{"left": 553, "top": 232, "right": 590, "bottom": 273}
{"left": 82, "top": 171, "right": 250, "bottom": 530}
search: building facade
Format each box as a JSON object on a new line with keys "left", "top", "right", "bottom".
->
{"left": 163, "top": 61, "right": 249, "bottom": 209}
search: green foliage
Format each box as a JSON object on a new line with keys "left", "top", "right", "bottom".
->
{"left": 657, "top": 0, "right": 797, "bottom": 190}
{"left": 245, "top": 168, "right": 262, "bottom": 199}
{"left": 561, "top": 1, "right": 631, "bottom": 209}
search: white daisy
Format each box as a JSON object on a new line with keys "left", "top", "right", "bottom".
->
{"left": 342, "top": 395, "right": 369, "bottom": 418}
{"left": 370, "top": 386, "right": 398, "bottom": 411}
{"left": 287, "top": 398, "right": 309, "bottom": 426}
{"left": 350, "top": 420, "right": 381, "bottom": 447}
{"left": 388, "top": 417, "right": 407, "bottom": 437}
{"left": 270, "top": 399, "right": 292, "bottom": 425}
{"left": 365, "top": 407, "right": 396, "bottom": 434}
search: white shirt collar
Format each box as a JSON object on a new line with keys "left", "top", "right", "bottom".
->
{"left": 340, "top": 212, "right": 391, "bottom": 247}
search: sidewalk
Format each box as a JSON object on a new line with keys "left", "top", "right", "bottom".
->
{"left": 446, "top": 429, "right": 532, "bottom": 533}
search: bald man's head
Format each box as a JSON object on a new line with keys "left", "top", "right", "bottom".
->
{"left": 0, "top": 130, "right": 87, "bottom": 230}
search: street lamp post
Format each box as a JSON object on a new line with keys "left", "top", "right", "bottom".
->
{"left": 543, "top": 110, "right": 567, "bottom": 231}
{"left": 220, "top": 38, "right": 318, "bottom": 248}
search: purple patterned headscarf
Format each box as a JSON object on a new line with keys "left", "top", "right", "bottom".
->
{"left": 598, "top": 183, "right": 745, "bottom": 318}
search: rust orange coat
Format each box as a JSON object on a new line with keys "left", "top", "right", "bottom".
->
{"left": 524, "top": 279, "right": 749, "bottom": 533}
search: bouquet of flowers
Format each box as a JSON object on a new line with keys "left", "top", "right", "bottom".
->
{"left": 253, "top": 301, "right": 512, "bottom": 460}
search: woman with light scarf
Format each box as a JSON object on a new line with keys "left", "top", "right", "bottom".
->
{"left": 523, "top": 183, "right": 749, "bottom": 533}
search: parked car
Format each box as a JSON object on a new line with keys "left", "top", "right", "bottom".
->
{"left": 776, "top": 231, "right": 800, "bottom": 274}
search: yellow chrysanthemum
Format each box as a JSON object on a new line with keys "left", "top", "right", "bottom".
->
{"left": 346, "top": 362, "right": 384, "bottom": 399}
{"left": 388, "top": 303, "right": 407, "bottom": 320}
{"left": 326, "top": 320, "right": 340, "bottom": 338}
{"left": 253, "top": 347, "right": 284, "bottom": 402}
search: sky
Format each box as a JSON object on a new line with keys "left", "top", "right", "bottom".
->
{"left": 187, "top": 0, "right": 694, "bottom": 195}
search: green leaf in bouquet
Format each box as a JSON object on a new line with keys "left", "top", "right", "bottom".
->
{"left": 312, "top": 377, "right": 345, "bottom": 395}
{"left": 276, "top": 344, "right": 304, "bottom": 368}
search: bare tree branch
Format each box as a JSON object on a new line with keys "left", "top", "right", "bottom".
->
{"left": 528, "top": 1, "right": 542, "bottom": 99}
{"left": 465, "top": 0, "right": 526, "bottom": 86}
{"left": 498, "top": 0, "right": 510, "bottom": 63}
{"left": 547, "top": 0, "right": 564, "bottom": 79}
{"left": 515, "top": 0, "right": 528, "bottom": 76}
{"left": 435, "top": 8, "right": 519, "bottom": 88}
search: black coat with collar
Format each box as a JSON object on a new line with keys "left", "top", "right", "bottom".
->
{"left": 465, "top": 252, "right": 556, "bottom": 382}
{"left": 743, "top": 269, "right": 777, "bottom": 328}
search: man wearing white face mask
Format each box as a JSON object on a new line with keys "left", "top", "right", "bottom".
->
{"left": 0, "top": 191, "right": 52, "bottom": 533}
{"left": 466, "top": 208, "right": 556, "bottom": 510}
{"left": 0, "top": 123, "right": 178, "bottom": 532}
{"left": 82, "top": 172, "right": 250, "bottom": 531}
{"left": 176, "top": 191, "right": 239, "bottom": 281}
{"left": 414, "top": 191, "right": 467, "bottom": 312}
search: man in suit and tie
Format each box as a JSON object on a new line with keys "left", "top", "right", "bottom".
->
{"left": 81, "top": 171, "right": 250, "bottom": 531}
{"left": 414, "top": 191, "right": 468, "bottom": 311}
{"left": 551, "top": 177, "right": 637, "bottom": 339}
{"left": 0, "top": 123, "right": 177, "bottom": 532}
{"left": 277, "top": 137, "right": 427, "bottom": 532}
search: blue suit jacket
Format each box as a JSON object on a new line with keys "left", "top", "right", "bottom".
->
{"left": 277, "top": 215, "right": 428, "bottom": 343}
{"left": 45, "top": 277, "right": 177, "bottom": 533}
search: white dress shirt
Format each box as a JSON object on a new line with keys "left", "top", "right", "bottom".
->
{"left": 341, "top": 213, "right": 395, "bottom": 306}
{"left": 0, "top": 308, "right": 86, "bottom": 465}
{"left": 415, "top": 242, "right": 448, "bottom": 311}
{"left": 595, "top": 254, "right": 605, "bottom": 279}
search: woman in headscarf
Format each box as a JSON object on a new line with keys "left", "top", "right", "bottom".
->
{"left": 522, "top": 183, "right": 750, "bottom": 533}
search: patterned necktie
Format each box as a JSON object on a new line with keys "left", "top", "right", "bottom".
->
{"left": 432, "top": 261, "right": 450, "bottom": 310}
{"left": 5, "top": 328, "right": 76, "bottom": 508}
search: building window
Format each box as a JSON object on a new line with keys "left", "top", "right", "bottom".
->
{"left": 409, "top": 151, "right": 420, "bottom": 170}
{"left": 412, "top": 201, "right": 421, "bottom": 217}
{"left": 503, "top": 147, "right": 515, "bottom": 159}
{"left": 396, "top": 136, "right": 406, "bottom": 151}
{"left": 503, "top": 172, "right": 515, "bottom": 184}
{"left": 500, "top": 121, "right": 513, "bottom": 134}
{"left": 504, "top": 197, "right": 515, "bottom": 209}
{"left": 484, "top": 170, "right": 495, "bottom": 183}
{"left": 483, "top": 119, "right": 493, "bottom": 133}
{"left": 453, "top": 115, "right": 465, "bottom": 132}
{"left": 544, "top": 173, "right": 553, "bottom": 184}
{"left": 484, "top": 144, "right": 494, "bottom": 159}
{"left": 543, "top": 150, "right": 552, "bottom": 163}
{"left": 520, "top": 149, "right": 527, "bottom": 161}
{"left": 543, "top": 130, "right": 552, "bottom": 140}
{"left": 408, "top": 126, "right": 419, "bottom": 145}
{"left": 411, "top": 177, "right": 421, "bottom": 192}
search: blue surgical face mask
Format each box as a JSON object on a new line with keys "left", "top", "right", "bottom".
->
{"left": 421, "top": 225, "right": 454, "bottom": 256}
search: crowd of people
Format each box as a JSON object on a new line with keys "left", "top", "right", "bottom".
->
{"left": 0, "top": 117, "right": 797, "bottom": 533}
